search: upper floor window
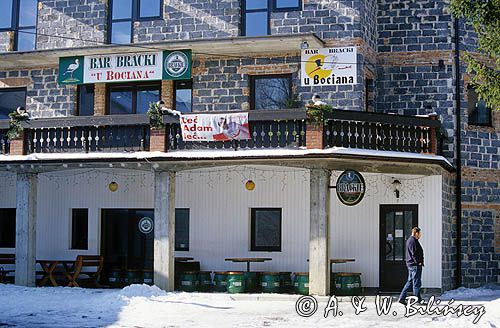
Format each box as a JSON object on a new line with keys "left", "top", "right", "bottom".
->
{"left": 109, "top": 0, "right": 162, "bottom": 44}
{"left": 467, "top": 86, "right": 491, "bottom": 126}
{"left": 242, "top": 0, "right": 301, "bottom": 36}
{"left": 250, "top": 74, "right": 292, "bottom": 110}
{"left": 107, "top": 82, "right": 160, "bottom": 115}
{"left": 174, "top": 80, "right": 192, "bottom": 113}
{"left": 0, "top": 87, "right": 26, "bottom": 119}
{"left": 77, "top": 85, "right": 95, "bottom": 116}
{"left": 0, "top": 0, "right": 38, "bottom": 51}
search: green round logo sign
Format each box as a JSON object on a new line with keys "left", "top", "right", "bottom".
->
{"left": 164, "top": 51, "right": 189, "bottom": 77}
{"left": 138, "top": 217, "right": 154, "bottom": 234}
{"left": 336, "top": 170, "right": 365, "bottom": 206}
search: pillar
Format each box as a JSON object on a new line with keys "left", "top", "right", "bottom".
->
{"left": 15, "top": 173, "right": 37, "bottom": 286}
{"left": 308, "top": 168, "right": 331, "bottom": 295}
{"left": 153, "top": 171, "right": 175, "bottom": 291}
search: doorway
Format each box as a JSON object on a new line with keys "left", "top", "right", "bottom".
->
{"left": 101, "top": 209, "right": 154, "bottom": 286}
{"left": 379, "top": 205, "right": 418, "bottom": 292}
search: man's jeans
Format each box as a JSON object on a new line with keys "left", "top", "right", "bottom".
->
{"left": 398, "top": 265, "right": 422, "bottom": 302}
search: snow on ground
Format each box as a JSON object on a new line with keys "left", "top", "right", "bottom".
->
{"left": 0, "top": 284, "right": 498, "bottom": 328}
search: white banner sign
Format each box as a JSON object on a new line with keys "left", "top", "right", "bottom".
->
{"left": 83, "top": 51, "right": 163, "bottom": 83}
{"left": 301, "top": 47, "right": 357, "bottom": 86}
{"left": 179, "top": 112, "right": 250, "bottom": 142}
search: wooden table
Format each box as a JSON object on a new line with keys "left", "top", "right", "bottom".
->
{"left": 37, "top": 260, "right": 75, "bottom": 287}
{"left": 330, "top": 259, "right": 356, "bottom": 264}
{"left": 175, "top": 257, "right": 194, "bottom": 262}
{"left": 225, "top": 257, "right": 272, "bottom": 272}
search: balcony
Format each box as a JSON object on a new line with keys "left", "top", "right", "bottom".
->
{"left": 0, "top": 109, "right": 443, "bottom": 158}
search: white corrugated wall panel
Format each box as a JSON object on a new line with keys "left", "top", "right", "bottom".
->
{"left": 329, "top": 172, "right": 442, "bottom": 288}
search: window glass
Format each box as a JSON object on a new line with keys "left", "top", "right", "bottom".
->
{"left": 71, "top": 209, "right": 88, "bottom": 250}
{"left": 175, "top": 209, "right": 190, "bottom": 251}
{"left": 275, "top": 0, "right": 300, "bottom": 9}
{"left": 251, "top": 208, "right": 281, "bottom": 251}
{"left": 78, "top": 85, "right": 95, "bottom": 116}
{"left": 253, "top": 75, "right": 291, "bottom": 109}
{"left": 112, "top": 0, "right": 133, "bottom": 19}
{"left": 17, "top": 28, "right": 36, "bottom": 51}
{"left": 109, "top": 87, "right": 133, "bottom": 114}
{"left": 246, "top": 0, "right": 268, "bottom": 10}
{"left": 468, "top": 87, "right": 491, "bottom": 126}
{"left": 19, "top": 0, "right": 37, "bottom": 27}
{"left": 111, "top": 21, "right": 132, "bottom": 44}
{"left": 0, "top": 209, "right": 16, "bottom": 248}
{"left": 0, "top": 1, "right": 13, "bottom": 29}
{"left": 137, "top": 86, "right": 160, "bottom": 114}
{"left": 139, "top": 0, "right": 161, "bottom": 18}
{"left": 174, "top": 80, "right": 192, "bottom": 113}
{"left": 0, "top": 88, "right": 26, "bottom": 119}
{"left": 245, "top": 12, "right": 268, "bottom": 36}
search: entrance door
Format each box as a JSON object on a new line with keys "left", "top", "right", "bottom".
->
{"left": 101, "top": 209, "right": 154, "bottom": 285}
{"left": 379, "top": 205, "right": 418, "bottom": 292}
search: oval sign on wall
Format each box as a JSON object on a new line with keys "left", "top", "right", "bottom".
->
{"left": 336, "top": 170, "right": 366, "bottom": 206}
{"left": 138, "top": 217, "right": 154, "bottom": 234}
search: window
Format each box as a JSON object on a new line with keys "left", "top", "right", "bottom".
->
{"left": 468, "top": 87, "right": 492, "bottom": 126}
{"left": 251, "top": 208, "right": 281, "bottom": 252}
{"left": 107, "top": 82, "right": 160, "bottom": 114}
{"left": 71, "top": 209, "right": 88, "bottom": 250}
{"left": 174, "top": 80, "right": 192, "bottom": 113}
{"left": 0, "top": 0, "right": 38, "bottom": 51}
{"left": 0, "top": 87, "right": 26, "bottom": 119}
{"left": 0, "top": 209, "right": 16, "bottom": 248}
{"left": 175, "top": 209, "right": 190, "bottom": 251}
{"left": 108, "top": 0, "right": 162, "bottom": 44}
{"left": 242, "top": 0, "right": 301, "bottom": 36}
{"left": 77, "top": 85, "right": 95, "bottom": 116}
{"left": 250, "top": 74, "right": 292, "bottom": 110}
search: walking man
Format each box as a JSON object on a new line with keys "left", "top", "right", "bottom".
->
{"left": 398, "top": 227, "right": 424, "bottom": 305}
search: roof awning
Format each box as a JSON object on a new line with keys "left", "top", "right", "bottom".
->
{"left": 0, "top": 33, "right": 324, "bottom": 70}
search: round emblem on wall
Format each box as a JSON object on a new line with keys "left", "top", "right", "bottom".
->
{"left": 336, "top": 170, "right": 365, "bottom": 206}
{"left": 164, "top": 51, "right": 189, "bottom": 77}
{"left": 138, "top": 217, "right": 154, "bottom": 234}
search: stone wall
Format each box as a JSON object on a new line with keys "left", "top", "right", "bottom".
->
{"left": 442, "top": 171, "right": 457, "bottom": 291}
{"left": 0, "top": 68, "right": 76, "bottom": 118}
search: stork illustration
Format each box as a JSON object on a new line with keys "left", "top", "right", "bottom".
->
{"left": 63, "top": 59, "right": 80, "bottom": 79}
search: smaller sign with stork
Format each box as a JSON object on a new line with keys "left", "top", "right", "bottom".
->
{"left": 58, "top": 56, "right": 84, "bottom": 84}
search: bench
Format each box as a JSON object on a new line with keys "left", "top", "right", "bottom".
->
{"left": 65, "top": 255, "right": 104, "bottom": 287}
{"left": 0, "top": 254, "right": 15, "bottom": 283}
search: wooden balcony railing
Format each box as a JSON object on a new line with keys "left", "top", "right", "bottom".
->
{"left": 323, "top": 110, "right": 441, "bottom": 154}
{"left": 0, "top": 109, "right": 442, "bottom": 156}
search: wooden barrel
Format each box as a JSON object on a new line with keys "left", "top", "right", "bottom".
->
{"left": 227, "top": 271, "right": 245, "bottom": 294}
{"left": 260, "top": 272, "right": 281, "bottom": 293}
{"left": 125, "top": 269, "right": 142, "bottom": 285}
{"left": 143, "top": 270, "right": 153, "bottom": 285}
{"left": 198, "top": 271, "right": 213, "bottom": 292}
{"left": 180, "top": 271, "right": 199, "bottom": 292}
{"left": 244, "top": 272, "right": 258, "bottom": 293}
{"left": 279, "top": 272, "right": 293, "bottom": 293}
{"left": 108, "top": 269, "right": 123, "bottom": 288}
{"left": 334, "top": 272, "right": 362, "bottom": 296}
{"left": 213, "top": 272, "right": 228, "bottom": 292}
{"left": 294, "top": 272, "right": 309, "bottom": 295}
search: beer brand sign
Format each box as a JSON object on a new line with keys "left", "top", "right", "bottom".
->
{"left": 301, "top": 47, "right": 357, "bottom": 87}
{"left": 336, "top": 169, "right": 365, "bottom": 206}
{"left": 58, "top": 50, "right": 191, "bottom": 85}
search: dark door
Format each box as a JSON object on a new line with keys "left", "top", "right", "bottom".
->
{"left": 379, "top": 205, "right": 418, "bottom": 292}
{"left": 101, "top": 209, "right": 154, "bottom": 285}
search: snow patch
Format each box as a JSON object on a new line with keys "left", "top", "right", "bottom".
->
{"left": 119, "top": 284, "right": 166, "bottom": 298}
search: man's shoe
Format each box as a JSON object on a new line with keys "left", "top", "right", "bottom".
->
{"left": 398, "top": 299, "right": 407, "bottom": 306}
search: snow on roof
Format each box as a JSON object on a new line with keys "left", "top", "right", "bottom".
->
{"left": 0, "top": 147, "right": 453, "bottom": 167}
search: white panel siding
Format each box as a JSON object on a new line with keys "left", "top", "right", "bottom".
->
{"left": 32, "top": 167, "right": 441, "bottom": 288}
{"left": 329, "top": 172, "right": 442, "bottom": 288}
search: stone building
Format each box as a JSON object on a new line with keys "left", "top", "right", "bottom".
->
{"left": 0, "top": 0, "right": 497, "bottom": 294}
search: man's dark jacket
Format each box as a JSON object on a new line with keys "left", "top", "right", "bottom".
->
{"left": 405, "top": 235, "right": 424, "bottom": 267}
